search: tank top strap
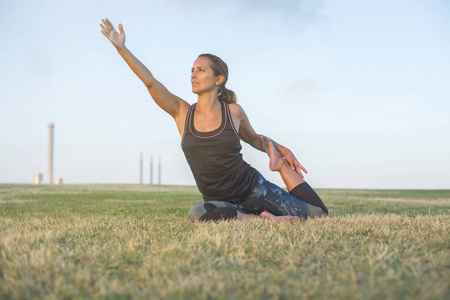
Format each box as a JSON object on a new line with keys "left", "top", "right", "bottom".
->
{"left": 224, "top": 103, "right": 240, "bottom": 138}
{"left": 181, "top": 104, "right": 195, "bottom": 145}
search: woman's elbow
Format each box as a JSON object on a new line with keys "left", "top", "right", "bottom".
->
{"left": 144, "top": 80, "right": 153, "bottom": 88}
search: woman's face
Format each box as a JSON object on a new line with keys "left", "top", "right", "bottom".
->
{"left": 191, "top": 57, "right": 220, "bottom": 95}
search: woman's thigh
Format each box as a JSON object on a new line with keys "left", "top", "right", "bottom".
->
{"left": 238, "top": 174, "right": 311, "bottom": 219}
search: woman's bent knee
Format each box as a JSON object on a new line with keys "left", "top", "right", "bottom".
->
{"left": 187, "top": 201, "right": 238, "bottom": 222}
{"left": 307, "top": 203, "right": 328, "bottom": 218}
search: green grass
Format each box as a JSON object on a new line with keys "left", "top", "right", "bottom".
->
{"left": 0, "top": 184, "right": 449, "bottom": 299}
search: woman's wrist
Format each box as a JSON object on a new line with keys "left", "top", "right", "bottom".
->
{"left": 116, "top": 44, "right": 127, "bottom": 53}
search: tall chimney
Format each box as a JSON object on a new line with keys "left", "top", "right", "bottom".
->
{"left": 158, "top": 157, "right": 161, "bottom": 185}
{"left": 150, "top": 155, "right": 153, "bottom": 184}
{"left": 47, "top": 123, "right": 54, "bottom": 184}
{"left": 140, "top": 152, "right": 143, "bottom": 184}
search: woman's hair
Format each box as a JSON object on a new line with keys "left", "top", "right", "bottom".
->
{"left": 198, "top": 53, "right": 237, "bottom": 104}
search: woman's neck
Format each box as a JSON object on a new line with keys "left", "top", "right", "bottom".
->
{"left": 196, "top": 91, "right": 220, "bottom": 113}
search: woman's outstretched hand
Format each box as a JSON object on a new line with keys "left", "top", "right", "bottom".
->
{"left": 100, "top": 18, "right": 126, "bottom": 50}
{"left": 282, "top": 148, "right": 308, "bottom": 178}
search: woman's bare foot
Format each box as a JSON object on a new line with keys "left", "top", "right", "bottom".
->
{"left": 260, "top": 211, "right": 300, "bottom": 222}
{"left": 260, "top": 137, "right": 285, "bottom": 171}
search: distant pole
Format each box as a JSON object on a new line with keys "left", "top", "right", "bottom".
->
{"left": 150, "top": 155, "right": 153, "bottom": 184}
{"left": 139, "top": 152, "right": 143, "bottom": 184}
{"left": 158, "top": 157, "right": 161, "bottom": 185}
{"left": 47, "top": 123, "right": 54, "bottom": 185}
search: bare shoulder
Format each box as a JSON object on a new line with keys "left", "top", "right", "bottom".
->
{"left": 228, "top": 103, "right": 246, "bottom": 119}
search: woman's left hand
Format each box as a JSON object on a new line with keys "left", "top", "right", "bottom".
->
{"left": 280, "top": 148, "right": 308, "bottom": 178}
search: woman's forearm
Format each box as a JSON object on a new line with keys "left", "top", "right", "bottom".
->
{"left": 116, "top": 45, "right": 157, "bottom": 88}
{"left": 250, "top": 134, "right": 265, "bottom": 152}
{"left": 248, "top": 133, "right": 286, "bottom": 154}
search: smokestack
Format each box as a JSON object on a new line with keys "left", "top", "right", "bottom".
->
{"left": 150, "top": 155, "right": 153, "bottom": 184}
{"left": 47, "top": 123, "right": 54, "bottom": 184}
{"left": 34, "top": 173, "right": 43, "bottom": 185}
{"left": 158, "top": 157, "right": 161, "bottom": 185}
{"left": 140, "top": 152, "right": 143, "bottom": 184}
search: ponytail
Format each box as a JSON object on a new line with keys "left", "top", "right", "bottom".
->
{"left": 198, "top": 53, "right": 237, "bottom": 104}
{"left": 218, "top": 86, "right": 237, "bottom": 104}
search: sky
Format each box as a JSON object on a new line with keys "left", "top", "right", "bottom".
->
{"left": 1, "top": 0, "right": 449, "bottom": 189}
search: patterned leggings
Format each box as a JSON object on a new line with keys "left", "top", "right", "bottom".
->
{"left": 188, "top": 171, "right": 326, "bottom": 221}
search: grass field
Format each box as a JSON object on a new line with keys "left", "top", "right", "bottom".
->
{"left": 0, "top": 184, "right": 449, "bottom": 299}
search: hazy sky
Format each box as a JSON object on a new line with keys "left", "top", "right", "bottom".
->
{"left": 1, "top": 0, "right": 449, "bottom": 189}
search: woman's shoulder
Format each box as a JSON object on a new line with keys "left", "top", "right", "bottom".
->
{"left": 228, "top": 102, "right": 244, "bottom": 117}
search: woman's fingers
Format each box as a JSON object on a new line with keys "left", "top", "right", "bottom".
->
{"left": 101, "top": 30, "right": 109, "bottom": 39}
{"left": 285, "top": 156, "right": 297, "bottom": 170}
{"left": 100, "top": 24, "right": 113, "bottom": 42}
{"left": 101, "top": 19, "right": 109, "bottom": 31}
{"left": 105, "top": 18, "right": 115, "bottom": 30}
{"left": 101, "top": 18, "right": 117, "bottom": 35}
{"left": 290, "top": 160, "right": 296, "bottom": 170}
{"left": 295, "top": 162, "right": 308, "bottom": 177}
{"left": 288, "top": 158, "right": 307, "bottom": 177}
{"left": 100, "top": 23, "right": 108, "bottom": 33}
{"left": 118, "top": 23, "right": 124, "bottom": 34}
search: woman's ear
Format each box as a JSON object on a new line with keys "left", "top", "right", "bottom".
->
{"left": 216, "top": 75, "right": 225, "bottom": 86}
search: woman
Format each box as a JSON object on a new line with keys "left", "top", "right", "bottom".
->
{"left": 100, "top": 18, "right": 328, "bottom": 222}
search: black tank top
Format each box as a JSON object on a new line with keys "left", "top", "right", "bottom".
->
{"left": 181, "top": 101, "right": 258, "bottom": 204}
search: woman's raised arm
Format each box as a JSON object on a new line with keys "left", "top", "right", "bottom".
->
{"left": 100, "top": 18, "right": 189, "bottom": 123}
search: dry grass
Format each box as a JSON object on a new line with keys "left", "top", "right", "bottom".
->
{"left": 0, "top": 184, "right": 449, "bottom": 299}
